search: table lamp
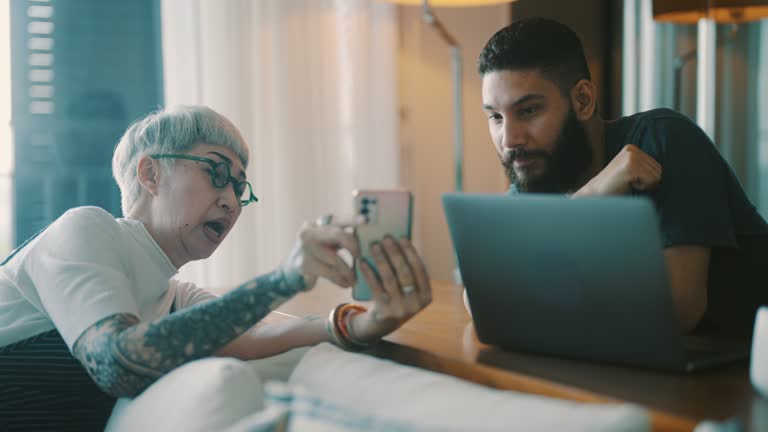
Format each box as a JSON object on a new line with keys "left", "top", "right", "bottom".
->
{"left": 653, "top": 0, "right": 768, "bottom": 23}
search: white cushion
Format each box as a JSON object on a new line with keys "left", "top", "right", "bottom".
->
{"left": 288, "top": 343, "right": 650, "bottom": 432}
{"left": 106, "top": 343, "right": 649, "bottom": 432}
{"left": 106, "top": 348, "right": 308, "bottom": 432}
{"left": 227, "top": 381, "right": 453, "bottom": 432}
{"left": 105, "top": 357, "right": 264, "bottom": 432}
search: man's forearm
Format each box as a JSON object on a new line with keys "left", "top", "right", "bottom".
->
{"left": 216, "top": 315, "right": 330, "bottom": 360}
{"left": 570, "top": 182, "right": 593, "bottom": 197}
{"left": 74, "top": 269, "right": 306, "bottom": 397}
{"left": 664, "top": 246, "right": 710, "bottom": 333}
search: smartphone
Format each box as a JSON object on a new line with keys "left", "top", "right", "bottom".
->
{"left": 352, "top": 189, "right": 413, "bottom": 301}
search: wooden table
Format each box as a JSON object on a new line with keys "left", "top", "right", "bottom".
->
{"left": 275, "top": 281, "right": 767, "bottom": 432}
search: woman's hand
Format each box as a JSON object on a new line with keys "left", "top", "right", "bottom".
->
{"left": 349, "top": 235, "right": 432, "bottom": 342}
{"left": 281, "top": 218, "right": 362, "bottom": 290}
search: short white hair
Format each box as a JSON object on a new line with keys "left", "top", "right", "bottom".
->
{"left": 112, "top": 105, "right": 249, "bottom": 216}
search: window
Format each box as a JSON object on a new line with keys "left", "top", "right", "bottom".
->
{"left": 1, "top": 1, "right": 13, "bottom": 258}
{"left": 7, "top": 0, "right": 164, "bottom": 248}
{"left": 759, "top": 23, "right": 768, "bottom": 217}
{"left": 623, "top": 0, "right": 768, "bottom": 219}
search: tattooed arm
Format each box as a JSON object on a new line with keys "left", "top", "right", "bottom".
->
{"left": 215, "top": 315, "right": 330, "bottom": 360}
{"left": 73, "top": 269, "right": 305, "bottom": 398}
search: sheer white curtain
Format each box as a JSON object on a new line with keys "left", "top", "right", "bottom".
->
{"left": 161, "top": 0, "right": 399, "bottom": 290}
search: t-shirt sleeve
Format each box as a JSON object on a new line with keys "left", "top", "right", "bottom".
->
{"left": 636, "top": 116, "right": 737, "bottom": 249}
{"left": 22, "top": 207, "right": 140, "bottom": 350}
{"left": 171, "top": 278, "right": 218, "bottom": 311}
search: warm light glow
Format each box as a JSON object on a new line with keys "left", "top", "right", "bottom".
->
{"left": 653, "top": 0, "right": 768, "bottom": 23}
{"left": 378, "top": 0, "right": 515, "bottom": 6}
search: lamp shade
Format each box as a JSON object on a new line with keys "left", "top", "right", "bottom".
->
{"left": 379, "top": 0, "right": 514, "bottom": 6}
{"left": 653, "top": 0, "right": 768, "bottom": 23}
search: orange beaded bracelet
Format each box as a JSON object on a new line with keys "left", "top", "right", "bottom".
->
{"left": 337, "top": 303, "right": 368, "bottom": 345}
{"left": 327, "top": 303, "right": 371, "bottom": 350}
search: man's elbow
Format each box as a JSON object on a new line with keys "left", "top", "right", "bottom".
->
{"left": 678, "top": 297, "right": 707, "bottom": 334}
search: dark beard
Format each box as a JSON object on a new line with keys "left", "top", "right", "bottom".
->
{"left": 502, "top": 109, "right": 593, "bottom": 193}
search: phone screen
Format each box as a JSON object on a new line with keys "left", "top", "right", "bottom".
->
{"left": 352, "top": 189, "right": 413, "bottom": 301}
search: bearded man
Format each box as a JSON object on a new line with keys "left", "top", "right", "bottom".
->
{"left": 477, "top": 18, "right": 768, "bottom": 334}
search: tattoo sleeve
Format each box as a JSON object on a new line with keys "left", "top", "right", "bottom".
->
{"left": 73, "top": 269, "right": 306, "bottom": 398}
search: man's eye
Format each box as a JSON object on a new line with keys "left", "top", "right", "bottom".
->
{"left": 488, "top": 113, "right": 502, "bottom": 121}
{"left": 520, "top": 106, "right": 540, "bottom": 117}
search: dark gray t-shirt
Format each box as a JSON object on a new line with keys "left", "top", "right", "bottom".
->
{"left": 508, "top": 108, "right": 767, "bottom": 332}
{"left": 606, "top": 108, "right": 768, "bottom": 332}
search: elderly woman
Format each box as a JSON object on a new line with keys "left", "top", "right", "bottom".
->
{"left": 0, "top": 106, "right": 432, "bottom": 430}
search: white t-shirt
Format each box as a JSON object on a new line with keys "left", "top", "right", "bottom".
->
{"left": 0, "top": 206, "right": 216, "bottom": 349}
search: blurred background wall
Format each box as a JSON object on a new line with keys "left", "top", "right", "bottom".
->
{"left": 1, "top": 0, "right": 766, "bottom": 287}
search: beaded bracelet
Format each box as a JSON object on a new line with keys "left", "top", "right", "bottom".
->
{"left": 338, "top": 303, "right": 368, "bottom": 346}
{"left": 326, "top": 303, "right": 372, "bottom": 350}
{"left": 327, "top": 304, "right": 356, "bottom": 350}
{"left": 326, "top": 305, "right": 347, "bottom": 348}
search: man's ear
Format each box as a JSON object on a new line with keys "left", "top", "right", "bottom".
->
{"left": 136, "top": 156, "right": 161, "bottom": 196}
{"left": 570, "top": 79, "right": 598, "bottom": 121}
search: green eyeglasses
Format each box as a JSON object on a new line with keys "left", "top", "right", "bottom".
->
{"left": 150, "top": 154, "right": 259, "bottom": 207}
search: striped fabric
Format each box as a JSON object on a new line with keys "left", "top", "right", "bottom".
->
{"left": 1, "top": 227, "right": 116, "bottom": 431}
{"left": 0, "top": 329, "right": 117, "bottom": 431}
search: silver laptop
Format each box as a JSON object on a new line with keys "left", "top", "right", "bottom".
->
{"left": 442, "top": 193, "right": 748, "bottom": 372}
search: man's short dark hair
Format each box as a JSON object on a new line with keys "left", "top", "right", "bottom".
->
{"left": 477, "top": 18, "right": 591, "bottom": 95}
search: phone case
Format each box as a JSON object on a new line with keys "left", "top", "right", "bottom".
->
{"left": 352, "top": 189, "right": 413, "bottom": 301}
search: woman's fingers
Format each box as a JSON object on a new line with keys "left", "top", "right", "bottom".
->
{"left": 369, "top": 237, "right": 433, "bottom": 319}
{"left": 304, "top": 241, "right": 355, "bottom": 286}
{"left": 359, "top": 258, "right": 395, "bottom": 323}
{"left": 353, "top": 239, "right": 434, "bottom": 341}
{"left": 306, "top": 217, "right": 362, "bottom": 258}
{"left": 397, "top": 237, "right": 432, "bottom": 306}
{"left": 379, "top": 236, "right": 423, "bottom": 315}
{"left": 380, "top": 237, "right": 417, "bottom": 292}
{"left": 370, "top": 242, "right": 406, "bottom": 317}
{"left": 304, "top": 257, "right": 351, "bottom": 288}
{"left": 298, "top": 219, "right": 363, "bottom": 287}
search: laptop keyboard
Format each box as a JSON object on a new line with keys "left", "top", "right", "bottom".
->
{"left": 684, "top": 335, "right": 723, "bottom": 353}
{"left": 683, "top": 335, "right": 750, "bottom": 367}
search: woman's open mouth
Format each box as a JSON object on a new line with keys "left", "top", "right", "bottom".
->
{"left": 203, "top": 219, "right": 229, "bottom": 244}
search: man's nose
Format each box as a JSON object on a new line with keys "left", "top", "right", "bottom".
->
{"left": 502, "top": 120, "right": 526, "bottom": 150}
